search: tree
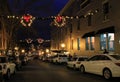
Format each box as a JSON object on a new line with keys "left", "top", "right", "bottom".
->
{"left": 0, "top": 0, "right": 20, "bottom": 54}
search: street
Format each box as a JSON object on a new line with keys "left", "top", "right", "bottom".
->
{"left": 5, "top": 60, "right": 120, "bottom": 82}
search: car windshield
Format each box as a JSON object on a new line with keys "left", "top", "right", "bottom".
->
{"left": 110, "top": 55, "right": 120, "bottom": 60}
{"left": 0, "top": 57, "right": 7, "bottom": 63}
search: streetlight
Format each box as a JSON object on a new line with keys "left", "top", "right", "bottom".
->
{"left": 46, "top": 49, "right": 49, "bottom": 53}
{"left": 61, "top": 43, "right": 65, "bottom": 50}
{"left": 14, "top": 46, "right": 19, "bottom": 51}
{"left": 21, "top": 49, "right": 25, "bottom": 53}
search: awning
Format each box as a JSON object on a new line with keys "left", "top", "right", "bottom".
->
{"left": 96, "top": 26, "right": 115, "bottom": 34}
{"left": 82, "top": 31, "right": 95, "bottom": 38}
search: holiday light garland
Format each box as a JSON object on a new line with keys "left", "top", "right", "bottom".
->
{"left": 20, "top": 14, "right": 35, "bottom": 27}
{"left": 37, "top": 38, "right": 44, "bottom": 43}
{"left": 54, "top": 15, "right": 66, "bottom": 27}
{"left": 26, "top": 38, "right": 33, "bottom": 43}
{"left": 4, "top": 9, "right": 99, "bottom": 27}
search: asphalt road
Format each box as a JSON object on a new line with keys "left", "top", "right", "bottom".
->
{"left": 5, "top": 60, "right": 120, "bottom": 82}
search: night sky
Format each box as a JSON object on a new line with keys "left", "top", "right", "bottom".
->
{"left": 8, "top": 0, "right": 69, "bottom": 40}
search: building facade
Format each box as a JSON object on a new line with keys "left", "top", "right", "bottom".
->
{"left": 51, "top": 0, "right": 120, "bottom": 56}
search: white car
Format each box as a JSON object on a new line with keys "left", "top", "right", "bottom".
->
{"left": 79, "top": 54, "right": 120, "bottom": 79}
{"left": 67, "top": 56, "right": 88, "bottom": 70}
{"left": 0, "top": 55, "right": 16, "bottom": 79}
{"left": 52, "top": 54, "right": 68, "bottom": 64}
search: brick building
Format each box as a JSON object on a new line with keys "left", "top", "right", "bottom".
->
{"left": 51, "top": 0, "right": 120, "bottom": 56}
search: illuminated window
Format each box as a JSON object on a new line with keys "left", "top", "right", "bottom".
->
{"left": 77, "top": 38, "right": 80, "bottom": 50}
{"left": 100, "top": 34, "right": 107, "bottom": 50}
{"left": 85, "top": 37, "right": 95, "bottom": 50}
{"left": 71, "top": 40, "right": 74, "bottom": 50}
{"left": 108, "top": 33, "right": 114, "bottom": 50}
{"left": 100, "top": 33, "right": 114, "bottom": 51}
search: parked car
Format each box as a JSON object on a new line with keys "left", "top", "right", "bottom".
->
{"left": 67, "top": 56, "right": 88, "bottom": 70}
{"left": 79, "top": 54, "right": 120, "bottom": 80}
{"left": 52, "top": 54, "right": 68, "bottom": 64}
{"left": 0, "top": 55, "right": 16, "bottom": 79}
{"left": 8, "top": 56, "right": 22, "bottom": 71}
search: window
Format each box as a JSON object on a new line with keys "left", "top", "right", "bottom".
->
{"left": 71, "top": 39, "right": 74, "bottom": 50}
{"left": 111, "top": 55, "right": 120, "bottom": 60}
{"left": 99, "top": 55, "right": 110, "bottom": 60}
{"left": 85, "top": 37, "right": 95, "bottom": 50}
{"left": 103, "top": 1, "right": 110, "bottom": 20}
{"left": 77, "top": 19, "right": 80, "bottom": 30}
{"left": 100, "top": 33, "right": 114, "bottom": 51}
{"left": 108, "top": 33, "right": 114, "bottom": 51}
{"left": 100, "top": 34, "right": 107, "bottom": 50}
{"left": 87, "top": 15, "right": 92, "bottom": 26}
{"left": 103, "top": 2, "right": 109, "bottom": 14}
{"left": 88, "top": 55, "right": 99, "bottom": 61}
{"left": 77, "top": 38, "right": 80, "bottom": 50}
{"left": 69, "top": 24, "right": 73, "bottom": 33}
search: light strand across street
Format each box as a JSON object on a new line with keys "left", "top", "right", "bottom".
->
{"left": 1, "top": 9, "right": 99, "bottom": 27}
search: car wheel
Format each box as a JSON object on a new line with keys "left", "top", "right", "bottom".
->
{"left": 80, "top": 65, "right": 85, "bottom": 73}
{"left": 103, "top": 69, "right": 112, "bottom": 80}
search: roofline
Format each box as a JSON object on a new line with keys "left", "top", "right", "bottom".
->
{"left": 59, "top": 0, "right": 75, "bottom": 15}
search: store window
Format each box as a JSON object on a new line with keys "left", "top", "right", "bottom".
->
{"left": 86, "top": 37, "right": 95, "bottom": 50}
{"left": 100, "top": 33, "right": 114, "bottom": 51}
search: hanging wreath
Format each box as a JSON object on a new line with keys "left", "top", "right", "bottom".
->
{"left": 20, "top": 14, "right": 35, "bottom": 27}
{"left": 37, "top": 38, "right": 44, "bottom": 43}
{"left": 26, "top": 38, "right": 33, "bottom": 43}
{"left": 54, "top": 15, "right": 66, "bottom": 27}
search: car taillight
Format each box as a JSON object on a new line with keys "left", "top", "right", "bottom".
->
{"left": 3, "top": 64, "right": 7, "bottom": 69}
{"left": 115, "top": 63, "right": 120, "bottom": 66}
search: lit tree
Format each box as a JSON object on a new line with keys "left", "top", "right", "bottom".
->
{"left": 0, "top": 0, "right": 21, "bottom": 55}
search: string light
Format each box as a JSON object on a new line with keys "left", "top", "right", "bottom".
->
{"left": 1, "top": 9, "right": 99, "bottom": 27}
{"left": 54, "top": 15, "right": 66, "bottom": 27}
{"left": 20, "top": 14, "right": 35, "bottom": 27}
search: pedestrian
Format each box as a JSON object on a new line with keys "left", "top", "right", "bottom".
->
{"left": 103, "top": 49, "right": 109, "bottom": 54}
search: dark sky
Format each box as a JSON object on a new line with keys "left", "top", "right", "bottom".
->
{"left": 8, "top": 0, "right": 69, "bottom": 40}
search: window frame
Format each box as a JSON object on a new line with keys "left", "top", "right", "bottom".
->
{"left": 100, "top": 33, "right": 114, "bottom": 51}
